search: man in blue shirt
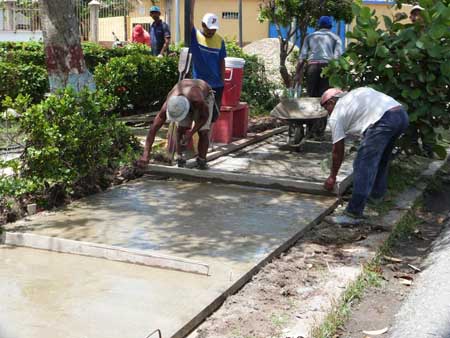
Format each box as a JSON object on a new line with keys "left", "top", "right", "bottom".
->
{"left": 189, "top": 0, "right": 226, "bottom": 121}
{"left": 149, "top": 6, "right": 171, "bottom": 57}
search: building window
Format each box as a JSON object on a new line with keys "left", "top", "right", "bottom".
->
{"left": 222, "top": 12, "right": 239, "bottom": 20}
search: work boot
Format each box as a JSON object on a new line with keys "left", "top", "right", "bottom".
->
{"left": 177, "top": 158, "right": 186, "bottom": 168}
{"left": 196, "top": 157, "right": 208, "bottom": 170}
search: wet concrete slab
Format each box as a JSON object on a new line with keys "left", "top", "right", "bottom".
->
{"left": 4, "top": 179, "right": 336, "bottom": 338}
{"left": 147, "top": 133, "right": 355, "bottom": 195}
{"left": 208, "top": 133, "right": 355, "bottom": 185}
{"left": 8, "top": 180, "right": 335, "bottom": 276}
{"left": 0, "top": 246, "right": 224, "bottom": 338}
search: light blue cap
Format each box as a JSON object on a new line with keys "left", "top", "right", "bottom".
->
{"left": 150, "top": 6, "right": 161, "bottom": 13}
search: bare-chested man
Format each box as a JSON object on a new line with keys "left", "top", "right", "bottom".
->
{"left": 138, "top": 79, "right": 214, "bottom": 169}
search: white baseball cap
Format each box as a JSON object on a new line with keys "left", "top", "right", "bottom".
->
{"left": 202, "top": 13, "right": 219, "bottom": 30}
{"left": 167, "top": 96, "right": 190, "bottom": 122}
{"left": 410, "top": 4, "right": 424, "bottom": 12}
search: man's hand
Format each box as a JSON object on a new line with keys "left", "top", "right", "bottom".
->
{"left": 182, "top": 130, "right": 194, "bottom": 146}
{"left": 136, "top": 155, "right": 150, "bottom": 168}
{"left": 324, "top": 175, "right": 337, "bottom": 191}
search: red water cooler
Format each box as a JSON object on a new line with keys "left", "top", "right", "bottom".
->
{"left": 212, "top": 57, "right": 249, "bottom": 144}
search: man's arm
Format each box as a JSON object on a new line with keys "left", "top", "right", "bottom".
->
{"left": 220, "top": 58, "right": 226, "bottom": 83}
{"left": 334, "top": 35, "right": 343, "bottom": 59}
{"left": 183, "top": 100, "right": 209, "bottom": 143}
{"left": 324, "top": 139, "right": 345, "bottom": 191}
{"left": 159, "top": 24, "right": 171, "bottom": 56}
{"left": 190, "top": 0, "right": 195, "bottom": 32}
{"left": 138, "top": 102, "right": 168, "bottom": 165}
{"left": 160, "top": 36, "right": 171, "bottom": 55}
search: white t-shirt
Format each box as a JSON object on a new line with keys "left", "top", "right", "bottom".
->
{"left": 328, "top": 87, "right": 401, "bottom": 144}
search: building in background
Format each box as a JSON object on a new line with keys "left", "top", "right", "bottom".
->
{"left": 0, "top": 0, "right": 416, "bottom": 45}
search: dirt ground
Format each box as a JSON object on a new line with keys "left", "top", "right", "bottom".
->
{"left": 189, "top": 166, "right": 450, "bottom": 338}
{"left": 337, "top": 176, "right": 450, "bottom": 338}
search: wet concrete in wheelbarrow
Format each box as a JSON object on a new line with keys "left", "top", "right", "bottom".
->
{"left": 3, "top": 179, "right": 336, "bottom": 338}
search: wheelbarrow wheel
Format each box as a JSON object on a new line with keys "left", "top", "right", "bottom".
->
{"left": 288, "top": 123, "right": 305, "bottom": 147}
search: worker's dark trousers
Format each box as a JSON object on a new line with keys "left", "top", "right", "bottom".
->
{"left": 346, "top": 108, "right": 409, "bottom": 217}
{"left": 306, "top": 63, "right": 330, "bottom": 137}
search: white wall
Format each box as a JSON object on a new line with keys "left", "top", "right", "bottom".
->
{"left": 0, "top": 31, "right": 43, "bottom": 42}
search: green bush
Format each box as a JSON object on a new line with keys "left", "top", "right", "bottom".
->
{"left": 0, "top": 41, "right": 44, "bottom": 66}
{"left": 0, "top": 62, "right": 48, "bottom": 103}
{"left": 5, "top": 88, "right": 139, "bottom": 203}
{"left": 82, "top": 42, "right": 153, "bottom": 71}
{"left": 324, "top": 1, "right": 450, "bottom": 157}
{"left": 94, "top": 54, "right": 178, "bottom": 113}
{"left": 225, "top": 40, "right": 278, "bottom": 114}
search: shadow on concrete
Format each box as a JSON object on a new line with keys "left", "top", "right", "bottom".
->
{"left": 7, "top": 179, "right": 335, "bottom": 265}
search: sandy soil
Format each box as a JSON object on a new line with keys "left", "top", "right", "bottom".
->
{"left": 337, "top": 177, "right": 450, "bottom": 337}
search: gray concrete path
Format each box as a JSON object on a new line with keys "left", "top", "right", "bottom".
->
{"left": 208, "top": 133, "right": 354, "bottom": 189}
{"left": 388, "top": 218, "right": 450, "bottom": 338}
{"left": 3, "top": 179, "right": 336, "bottom": 338}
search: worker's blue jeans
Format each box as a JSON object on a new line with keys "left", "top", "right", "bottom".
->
{"left": 346, "top": 107, "right": 409, "bottom": 217}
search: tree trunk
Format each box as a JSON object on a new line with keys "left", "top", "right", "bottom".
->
{"left": 39, "top": 0, "right": 95, "bottom": 92}
{"left": 279, "top": 40, "right": 292, "bottom": 88}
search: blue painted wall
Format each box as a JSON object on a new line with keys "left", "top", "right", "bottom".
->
{"left": 269, "top": 18, "right": 346, "bottom": 51}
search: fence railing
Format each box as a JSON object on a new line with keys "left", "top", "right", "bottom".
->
{"left": 0, "top": 0, "right": 41, "bottom": 31}
{"left": 0, "top": 0, "right": 140, "bottom": 42}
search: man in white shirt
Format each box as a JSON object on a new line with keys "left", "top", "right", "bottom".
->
{"left": 321, "top": 87, "right": 409, "bottom": 220}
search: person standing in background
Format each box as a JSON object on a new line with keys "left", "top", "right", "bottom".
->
{"left": 131, "top": 24, "right": 151, "bottom": 47}
{"left": 295, "top": 16, "right": 342, "bottom": 140}
{"left": 189, "top": 0, "right": 226, "bottom": 122}
{"left": 149, "top": 6, "right": 171, "bottom": 57}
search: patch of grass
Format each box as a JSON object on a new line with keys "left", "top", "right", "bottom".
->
{"left": 310, "top": 264, "right": 383, "bottom": 338}
{"left": 379, "top": 209, "right": 422, "bottom": 256}
{"left": 388, "top": 155, "right": 431, "bottom": 196}
{"left": 310, "top": 208, "right": 421, "bottom": 338}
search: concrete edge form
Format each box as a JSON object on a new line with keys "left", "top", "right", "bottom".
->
{"left": 146, "top": 164, "right": 336, "bottom": 196}
{"left": 1, "top": 232, "right": 210, "bottom": 276}
{"left": 186, "top": 126, "right": 288, "bottom": 168}
{"left": 169, "top": 199, "right": 340, "bottom": 338}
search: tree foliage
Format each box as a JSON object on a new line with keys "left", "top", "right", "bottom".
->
{"left": 324, "top": 1, "right": 450, "bottom": 157}
{"left": 258, "top": 0, "right": 354, "bottom": 87}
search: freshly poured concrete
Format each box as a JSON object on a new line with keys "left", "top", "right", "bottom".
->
{"left": 208, "top": 133, "right": 355, "bottom": 184}
{"left": 0, "top": 245, "right": 224, "bottom": 338}
{"left": 4, "top": 179, "right": 336, "bottom": 338}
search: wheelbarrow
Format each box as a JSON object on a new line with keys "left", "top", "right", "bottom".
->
{"left": 270, "top": 97, "right": 328, "bottom": 150}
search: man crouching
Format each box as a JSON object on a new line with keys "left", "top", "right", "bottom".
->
{"left": 138, "top": 79, "right": 214, "bottom": 169}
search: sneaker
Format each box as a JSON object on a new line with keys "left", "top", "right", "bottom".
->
{"left": 343, "top": 209, "right": 367, "bottom": 219}
{"left": 325, "top": 214, "right": 363, "bottom": 226}
{"left": 177, "top": 158, "right": 186, "bottom": 168}
{"left": 196, "top": 157, "right": 208, "bottom": 170}
{"left": 325, "top": 209, "right": 366, "bottom": 226}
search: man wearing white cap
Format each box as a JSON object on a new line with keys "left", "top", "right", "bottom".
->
{"left": 138, "top": 79, "right": 215, "bottom": 169}
{"left": 189, "top": 0, "right": 226, "bottom": 121}
{"left": 320, "top": 87, "right": 409, "bottom": 222}
{"left": 410, "top": 4, "right": 424, "bottom": 23}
